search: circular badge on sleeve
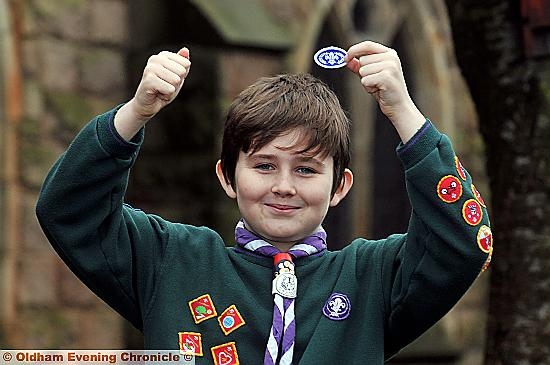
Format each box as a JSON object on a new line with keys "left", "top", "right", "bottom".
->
{"left": 462, "top": 199, "right": 483, "bottom": 226}
{"left": 477, "top": 225, "right": 493, "bottom": 253}
{"left": 471, "top": 184, "right": 487, "bottom": 207}
{"left": 314, "top": 46, "right": 347, "bottom": 69}
{"left": 455, "top": 156, "right": 467, "bottom": 181}
{"left": 437, "top": 175, "right": 463, "bottom": 203}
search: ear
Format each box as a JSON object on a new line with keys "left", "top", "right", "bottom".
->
{"left": 329, "top": 168, "right": 353, "bottom": 207}
{"left": 215, "top": 160, "right": 237, "bottom": 199}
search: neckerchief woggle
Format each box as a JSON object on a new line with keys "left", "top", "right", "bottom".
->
{"left": 234, "top": 220, "right": 327, "bottom": 365}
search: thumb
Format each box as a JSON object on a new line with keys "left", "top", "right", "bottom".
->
{"left": 345, "top": 57, "right": 361, "bottom": 75}
{"left": 178, "top": 47, "right": 190, "bottom": 60}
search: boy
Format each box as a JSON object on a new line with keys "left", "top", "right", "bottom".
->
{"left": 36, "top": 41, "right": 492, "bottom": 364}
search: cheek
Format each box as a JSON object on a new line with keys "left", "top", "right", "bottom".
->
{"left": 301, "top": 182, "right": 333, "bottom": 205}
{"left": 235, "top": 177, "right": 266, "bottom": 201}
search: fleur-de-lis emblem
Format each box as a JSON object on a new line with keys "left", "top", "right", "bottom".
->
{"left": 314, "top": 46, "right": 347, "bottom": 69}
{"left": 323, "top": 292, "right": 352, "bottom": 320}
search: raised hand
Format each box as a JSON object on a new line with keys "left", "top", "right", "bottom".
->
{"left": 114, "top": 48, "right": 191, "bottom": 141}
{"left": 345, "top": 41, "right": 424, "bottom": 143}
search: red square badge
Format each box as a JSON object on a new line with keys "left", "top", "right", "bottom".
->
{"left": 217, "top": 305, "right": 246, "bottom": 335}
{"left": 178, "top": 332, "right": 203, "bottom": 356}
{"left": 211, "top": 342, "right": 239, "bottom": 365}
{"left": 188, "top": 294, "right": 217, "bottom": 324}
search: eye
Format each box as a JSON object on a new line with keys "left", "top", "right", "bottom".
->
{"left": 296, "top": 167, "right": 317, "bottom": 175}
{"left": 441, "top": 188, "right": 448, "bottom": 194}
{"left": 254, "top": 163, "right": 274, "bottom": 171}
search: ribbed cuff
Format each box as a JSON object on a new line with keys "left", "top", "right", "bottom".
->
{"left": 96, "top": 104, "right": 145, "bottom": 159}
{"left": 396, "top": 119, "right": 442, "bottom": 169}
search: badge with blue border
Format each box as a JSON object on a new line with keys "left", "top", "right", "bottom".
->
{"left": 218, "top": 305, "right": 246, "bottom": 335}
{"left": 211, "top": 342, "right": 240, "bottom": 365}
{"left": 323, "top": 292, "right": 351, "bottom": 321}
{"left": 314, "top": 46, "right": 347, "bottom": 69}
{"left": 178, "top": 331, "right": 203, "bottom": 356}
{"left": 188, "top": 294, "right": 217, "bottom": 324}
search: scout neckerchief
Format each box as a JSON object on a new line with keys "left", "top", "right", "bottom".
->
{"left": 234, "top": 219, "right": 327, "bottom": 365}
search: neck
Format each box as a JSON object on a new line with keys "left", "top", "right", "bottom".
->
{"left": 271, "top": 241, "right": 297, "bottom": 253}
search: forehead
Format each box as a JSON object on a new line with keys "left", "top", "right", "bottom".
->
{"left": 248, "top": 128, "right": 326, "bottom": 158}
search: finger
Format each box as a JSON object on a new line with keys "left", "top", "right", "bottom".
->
{"left": 145, "top": 63, "right": 182, "bottom": 88}
{"left": 149, "top": 54, "right": 190, "bottom": 81}
{"left": 157, "top": 51, "right": 192, "bottom": 69}
{"left": 346, "top": 57, "right": 361, "bottom": 75}
{"left": 178, "top": 47, "right": 190, "bottom": 60}
{"left": 145, "top": 76, "right": 177, "bottom": 97}
{"left": 361, "top": 72, "right": 385, "bottom": 94}
{"left": 345, "top": 41, "right": 392, "bottom": 62}
{"left": 160, "top": 58, "right": 188, "bottom": 78}
{"left": 358, "top": 53, "right": 394, "bottom": 66}
{"left": 360, "top": 71, "right": 399, "bottom": 94}
{"left": 358, "top": 60, "right": 398, "bottom": 79}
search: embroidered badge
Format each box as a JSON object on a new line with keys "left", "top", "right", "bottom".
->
{"left": 477, "top": 225, "right": 493, "bottom": 253}
{"left": 481, "top": 247, "right": 493, "bottom": 273}
{"left": 471, "top": 184, "right": 487, "bottom": 207}
{"left": 322, "top": 292, "right": 351, "bottom": 321}
{"left": 211, "top": 342, "right": 240, "bottom": 365}
{"left": 218, "top": 305, "right": 246, "bottom": 336}
{"left": 178, "top": 332, "right": 203, "bottom": 356}
{"left": 188, "top": 294, "right": 217, "bottom": 324}
{"left": 462, "top": 199, "right": 483, "bottom": 226}
{"left": 455, "top": 156, "right": 467, "bottom": 181}
{"left": 437, "top": 175, "right": 463, "bottom": 203}
{"left": 313, "top": 46, "right": 347, "bottom": 69}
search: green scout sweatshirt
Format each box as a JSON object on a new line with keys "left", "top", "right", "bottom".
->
{"left": 36, "top": 107, "right": 492, "bottom": 364}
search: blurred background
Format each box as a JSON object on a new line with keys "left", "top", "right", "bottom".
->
{"left": 1, "top": 0, "right": 548, "bottom": 364}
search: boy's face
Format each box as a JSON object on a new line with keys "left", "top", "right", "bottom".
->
{"left": 216, "top": 128, "right": 353, "bottom": 250}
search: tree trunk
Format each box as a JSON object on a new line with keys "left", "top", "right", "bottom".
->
{"left": 445, "top": 0, "right": 550, "bottom": 364}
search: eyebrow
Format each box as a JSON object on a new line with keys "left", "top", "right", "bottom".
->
{"left": 248, "top": 153, "right": 327, "bottom": 168}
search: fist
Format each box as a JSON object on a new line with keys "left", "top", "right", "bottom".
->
{"left": 345, "top": 41, "right": 412, "bottom": 121}
{"left": 132, "top": 48, "right": 191, "bottom": 121}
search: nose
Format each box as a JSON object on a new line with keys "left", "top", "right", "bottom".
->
{"left": 271, "top": 172, "right": 297, "bottom": 196}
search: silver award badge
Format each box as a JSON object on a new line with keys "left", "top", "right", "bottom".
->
{"left": 272, "top": 272, "right": 297, "bottom": 298}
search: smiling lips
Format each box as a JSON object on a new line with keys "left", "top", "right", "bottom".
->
{"left": 265, "top": 203, "right": 300, "bottom": 214}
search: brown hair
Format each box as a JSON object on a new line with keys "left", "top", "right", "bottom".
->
{"left": 220, "top": 73, "right": 351, "bottom": 195}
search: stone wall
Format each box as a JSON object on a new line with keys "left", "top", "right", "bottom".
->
{"left": 8, "top": 0, "right": 131, "bottom": 348}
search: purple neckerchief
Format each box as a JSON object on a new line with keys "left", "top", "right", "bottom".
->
{"left": 234, "top": 220, "right": 327, "bottom": 365}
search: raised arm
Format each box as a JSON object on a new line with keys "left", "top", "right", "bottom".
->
{"left": 346, "top": 41, "right": 492, "bottom": 357}
{"left": 36, "top": 48, "right": 192, "bottom": 329}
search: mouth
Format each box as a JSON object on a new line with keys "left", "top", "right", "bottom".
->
{"left": 265, "top": 203, "right": 300, "bottom": 214}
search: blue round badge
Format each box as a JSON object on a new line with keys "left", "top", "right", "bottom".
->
{"left": 222, "top": 316, "right": 235, "bottom": 328}
{"left": 322, "top": 292, "right": 351, "bottom": 320}
{"left": 314, "top": 46, "right": 347, "bottom": 69}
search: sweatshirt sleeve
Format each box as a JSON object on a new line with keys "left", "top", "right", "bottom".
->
{"left": 36, "top": 107, "right": 168, "bottom": 330}
{"left": 381, "top": 120, "right": 492, "bottom": 357}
